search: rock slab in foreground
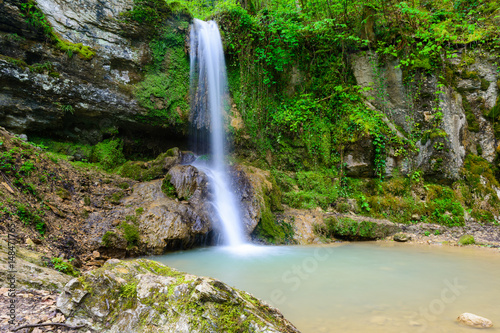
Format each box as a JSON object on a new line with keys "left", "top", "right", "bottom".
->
{"left": 57, "top": 258, "right": 300, "bottom": 333}
{"left": 457, "top": 313, "right": 493, "bottom": 328}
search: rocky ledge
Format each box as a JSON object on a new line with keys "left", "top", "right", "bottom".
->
{"left": 57, "top": 258, "right": 299, "bottom": 333}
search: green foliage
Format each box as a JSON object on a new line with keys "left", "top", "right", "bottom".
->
{"left": 120, "top": 222, "right": 140, "bottom": 248}
{"left": 93, "top": 138, "right": 126, "bottom": 171}
{"left": 121, "top": 0, "right": 172, "bottom": 26}
{"left": 277, "top": 170, "right": 338, "bottom": 210}
{"left": 161, "top": 174, "right": 177, "bottom": 198}
{"left": 19, "top": 161, "right": 35, "bottom": 176}
{"left": 51, "top": 257, "right": 79, "bottom": 276}
{"left": 314, "top": 217, "right": 395, "bottom": 240}
{"left": 14, "top": 202, "right": 46, "bottom": 235}
{"left": 135, "top": 23, "right": 190, "bottom": 131}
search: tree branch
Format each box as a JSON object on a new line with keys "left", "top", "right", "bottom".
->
{"left": 12, "top": 322, "right": 85, "bottom": 332}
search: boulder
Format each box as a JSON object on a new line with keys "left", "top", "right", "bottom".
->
{"left": 457, "top": 313, "right": 493, "bottom": 328}
{"left": 393, "top": 233, "right": 411, "bottom": 242}
{"left": 57, "top": 259, "right": 300, "bottom": 333}
{"left": 322, "top": 215, "right": 400, "bottom": 240}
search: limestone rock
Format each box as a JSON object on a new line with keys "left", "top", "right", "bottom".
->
{"left": 393, "top": 233, "right": 411, "bottom": 242}
{"left": 323, "top": 214, "right": 400, "bottom": 240}
{"left": 457, "top": 313, "right": 493, "bottom": 328}
{"left": 350, "top": 50, "right": 500, "bottom": 180}
{"left": 57, "top": 259, "right": 300, "bottom": 333}
{"left": 0, "top": 240, "right": 71, "bottom": 291}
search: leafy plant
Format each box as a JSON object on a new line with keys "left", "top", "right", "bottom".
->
{"left": 51, "top": 257, "right": 79, "bottom": 276}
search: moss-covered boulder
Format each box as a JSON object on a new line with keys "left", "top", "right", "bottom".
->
{"left": 317, "top": 215, "right": 401, "bottom": 241}
{"left": 458, "top": 234, "right": 475, "bottom": 245}
{"left": 57, "top": 259, "right": 300, "bottom": 332}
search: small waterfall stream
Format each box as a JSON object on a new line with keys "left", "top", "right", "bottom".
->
{"left": 189, "top": 19, "right": 246, "bottom": 247}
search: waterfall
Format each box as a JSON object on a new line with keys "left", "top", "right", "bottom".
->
{"left": 189, "top": 19, "right": 246, "bottom": 247}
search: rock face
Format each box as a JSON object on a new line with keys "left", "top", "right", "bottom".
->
{"left": 351, "top": 51, "right": 499, "bottom": 180}
{"left": 95, "top": 161, "right": 267, "bottom": 256}
{"left": 0, "top": 0, "right": 190, "bottom": 149}
{"left": 0, "top": 240, "right": 71, "bottom": 291}
{"left": 57, "top": 258, "right": 300, "bottom": 333}
{"left": 457, "top": 313, "right": 493, "bottom": 328}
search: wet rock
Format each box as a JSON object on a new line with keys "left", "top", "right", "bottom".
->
{"left": 57, "top": 259, "right": 300, "bottom": 333}
{"left": 393, "top": 233, "right": 411, "bottom": 242}
{"left": 323, "top": 214, "right": 400, "bottom": 240}
{"left": 350, "top": 50, "right": 500, "bottom": 180}
{"left": 457, "top": 313, "right": 493, "bottom": 328}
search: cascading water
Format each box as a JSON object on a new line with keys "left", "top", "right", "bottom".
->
{"left": 189, "top": 19, "right": 246, "bottom": 247}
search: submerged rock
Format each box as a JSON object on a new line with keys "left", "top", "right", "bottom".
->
{"left": 457, "top": 313, "right": 493, "bottom": 328}
{"left": 57, "top": 259, "right": 300, "bottom": 332}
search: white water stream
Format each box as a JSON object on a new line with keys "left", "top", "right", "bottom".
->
{"left": 189, "top": 19, "right": 246, "bottom": 247}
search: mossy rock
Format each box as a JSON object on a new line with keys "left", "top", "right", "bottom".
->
{"left": 161, "top": 174, "right": 177, "bottom": 198}
{"left": 318, "top": 216, "right": 400, "bottom": 241}
{"left": 57, "top": 259, "right": 300, "bottom": 332}
{"left": 458, "top": 234, "right": 475, "bottom": 245}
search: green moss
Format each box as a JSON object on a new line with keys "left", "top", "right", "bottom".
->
{"left": 101, "top": 231, "right": 116, "bottom": 247}
{"left": 458, "top": 234, "right": 475, "bottom": 245}
{"left": 480, "top": 78, "right": 490, "bottom": 91}
{"left": 17, "top": 2, "right": 95, "bottom": 59}
{"left": 252, "top": 197, "right": 293, "bottom": 244}
{"left": 118, "top": 182, "right": 130, "bottom": 189}
{"left": 108, "top": 191, "right": 125, "bottom": 205}
{"left": 429, "top": 128, "right": 448, "bottom": 139}
{"left": 461, "top": 93, "right": 480, "bottom": 133}
{"left": 268, "top": 175, "right": 283, "bottom": 211}
{"left": 280, "top": 171, "right": 338, "bottom": 210}
{"left": 120, "top": 222, "right": 140, "bottom": 249}
{"left": 463, "top": 153, "right": 499, "bottom": 187}
{"left": 135, "top": 24, "right": 190, "bottom": 131}
{"left": 315, "top": 217, "right": 398, "bottom": 240}
{"left": 118, "top": 150, "right": 172, "bottom": 181}
{"left": 93, "top": 138, "right": 126, "bottom": 171}
{"left": 56, "top": 187, "right": 70, "bottom": 200}
{"left": 0, "top": 55, "right": 28, "bottom": 68}
{"left": 471, "top": 209, "right": 495, "bottom": 224}
{"left": 476, "top": 143, "right": 483, "bottom": 156}
{"left": 461, "top": 70, "right": 479, "bottom": 80}
{"left": 119, "top": 281, "right": 138, "bottom": 298}
{"left": 161, "top": 174, "right": 177, "bottom": 198}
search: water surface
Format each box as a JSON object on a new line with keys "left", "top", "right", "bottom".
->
{"left": 150, "top": 243, "right": 500, "bottom": 332}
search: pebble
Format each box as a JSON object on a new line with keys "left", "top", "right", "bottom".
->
{"left": 457, "top": 312, "right": 493, "bottom": 328}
